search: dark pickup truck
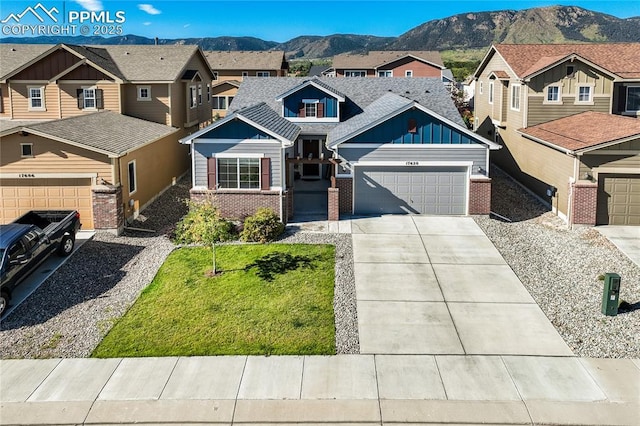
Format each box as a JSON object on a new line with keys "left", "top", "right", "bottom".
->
{"left": 0, "top": 210, "right": 82, "bottom": 315}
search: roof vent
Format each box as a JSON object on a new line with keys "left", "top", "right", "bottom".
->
{"left": 425, "top": 90, "right": 430, "bottom": 93}
{"left": 11, "top": 48, "right": 16, "bottom": 51}
{"left": 160, "top": 57, "right": 164, "bottom": 60}
{"left": 405, "top": 91, "right": 410, "bottom": 94}
{"left": 125, "top": 51, "right": 129, "bottom": 55}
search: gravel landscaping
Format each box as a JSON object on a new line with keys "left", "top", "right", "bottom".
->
{"left": 474, "top": 167, "right": 640, "bottom": 359}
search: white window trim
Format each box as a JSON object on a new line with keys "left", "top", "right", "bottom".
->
{"left": 488, "top": 81, "right": 494, "bottom": 104}
{"left": 344, "top": 70, "right": 366, "bottom": 77}
{"left": 82, "top": 86, "right": 97, "bottom": 110}
{"left": 216, "top": 156, "right": 262, "bottom": 191}
{"left": 543, "top": 84, "right": 563, "bottom": 104}
{"left": 28, "top": 85, "right": 45, "bottom": 111}
{"left": 207, "top": 84, "right": 211, "bottom": 102}
{"left": 377, "top": 70, "right": 393, "bottom": 77}
{"left": 575, "top": 84, "right": 594, "bottom": 105}
{"left": 20, "top": 143, "right": 33, "bottom": 158}
{"left": 405, "top": 70, "right": 413, "bottom": 77}
{"left": 303, "top": 100, "right": 318, "bottom": 118}
{"left": 127, "top": 160, "right": 137, "bottom": 195}
{"left": 137, "top": 85, "right": 151, "bottom": 101}
{"left": 510, "top": 83, "right": 521, "bottom": 111}
{"left": 625, "top": 85, "right": 640, "bottom": 112}
{"left": 256, "top": 71, "right": 271, "bottom": 77}
{"left": 189, "top": 85, "right": 197, "bottom": 109}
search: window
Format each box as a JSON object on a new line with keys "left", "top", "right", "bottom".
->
{"left": 305, "top": 102, "right": 317, "bottom": 117}
{"left": 198, "top": 84, "right": 202, "bottom": 105}
{"left": 213, "top": 71, "right": 219, "bottom": 80}
{"left": 137, "top": 86, "right": 151, "bottom": 101}
{"left": 405, "top": 70, "right": 413, "bottom": 77}
{"left": 218, "top": 158, "right": 260, "bottom": 189}
{"left": 189, "top": 85, "right": 197, "bottom": 108}
{"left": 207, "top": 84, "right": 211, "bottom": 102}
{"left": 256, "top": 71, "right": 270, "bottom": 77}
{"left": 479, "top": 81, "right": 483, "bottom": 95}
{"left": 626, "top": 86, "right": 640, "bottom": 111}
{"left": 378, "top": 70, "right": 392, "bottom": 77}
{"left": 344, "top": 70, "right": 366, "bottom": 77}
{"left": 577, "top": 85, "right": 592, "bottom": 103}
{"left": 82, "top": 88, "right": 96, "bottom": 109}
{"left": 510, "top": 84, "right": 520, "bottom": 111}
{"left": 212, "top": 96, "right": 228, "bottom": 110}
{"left": 127, "top": 160, "right": 137, "bottom": 194}
{"left": 21, "top": 143, "right": 33, "bottom": 157}
{"left": 488, "top": 81, "right": 494, "bottom": 104}
{"left": 28, "top": 86, "right": 45, "bottom": 110}
{"left": 546, "top": 85, "right": 561, "bottom": 103}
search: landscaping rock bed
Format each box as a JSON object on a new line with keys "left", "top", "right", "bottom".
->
{"left": 474, "top": 168, "right": 640, "bottom": 358}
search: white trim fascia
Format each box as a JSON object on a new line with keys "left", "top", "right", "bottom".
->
{"left": 338, "top": 143, "right": 487, "bottom": 149}
{"left": 214, "top": 152, "right": 265, "bottom": 158}
{"left": 336, "top": 173, "right": 353, "bottom": 178}
{"left": 275, "top": 80, "right": 345, "bottom": 102}
{"left": 592, "top": 166, "right": 640, "bottom": 176}
{"left": 287, "top": 117, "right": 339, "bottom": 123}
{"left": 0, "top": 172, "right": 97, "bottom": 179}
{"left": 352, "top": 160, "right": 473, "bottom": 167}
{"left": 473, "top": 46, "right": 519, "bottom": 80}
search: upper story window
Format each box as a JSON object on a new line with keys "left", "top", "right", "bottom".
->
{"left": 304, "top": 99, "right": 318, "bottom": 117}
{"left": 545, "top": 85, "right": 561, "bottom": 103}
{"left": 83, "top": 88, "right": 96, "bottom": 109}
{"left": 626, "top": 86, "right": 640, "bottom": 112}
{"left": 510, "top": 84, "right": 521, "bottom": 111}
{"left": 21, "top": 143, "right": 33, "bottom": 157}
{"left": 189, "top": 85, "right": 197, "bottom": 108}
{"left": 198, "top": 84, "right": 203, "bottom": 105}
{"left": 405, "top": 70, "right": 413, "bottom": 77}
{"left": 137, "top": 86, "right": 151, "bottom": 101}
{"left": 576, "top": 85, "right": 593, "bottom": 104}
{"left": 378, "top": 70, "right": 392, "bottom": 77}
{"left": 488, "top": 81, "right": 494, "bottom": 104}
{"left": 344, "top": 70, "right": 366, "bottom": 77}
{"left": 256, "top": 71, "right": 270, "bottom": 77}
{"left": 566, "top": 65, "right": 575, "bottom": 78}
{"left": 28, "top": 86, "right": 45, "bottom": 111}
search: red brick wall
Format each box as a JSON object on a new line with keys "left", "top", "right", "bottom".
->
{"left": 328, "top": 188, "right": 339, "bottom": 221}
{"left": 335, "top": 177, "right": 353, "bottom": 213}
{"left": 468, "top": 178, "right": 492, "bottom": 215}
{"left": 570, "top": 181, "right": 598, "bottom": 225}
{"left": 190, "top": 189, "right": 285, "bottom": 222}
{"left": 92, "top": 185, "right": 124, "bottom": 235}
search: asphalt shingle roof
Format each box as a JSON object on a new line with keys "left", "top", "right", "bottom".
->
{"left": 333, "top": 51, "right": 444, "bottom": 69}
{"left": 0, "top": 119, "right": 48, "bottom": 136}
{"left": 236, "top": 102, "right": 300, "bottom": 142}
{"left": 519, "top": 111, "right": 640, "bottom": 152}
{"left": 0, "top": 44, "right": 55, "bottom": 80}
{"left": 24, "top": 111, "right": 178, "bottom": 156}
{"left": 205, "top": 51, "right": 286, "bottom": 70}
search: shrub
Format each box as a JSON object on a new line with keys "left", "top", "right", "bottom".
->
{"left": 240, "top": 208, "right": 285, "bottom": 243}
{"left": 174, "top": 200, "right": 236, "bottom": 245}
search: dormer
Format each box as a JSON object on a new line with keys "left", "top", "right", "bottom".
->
{"left": 275, "top": 78, "right": 345, "bottom": 123}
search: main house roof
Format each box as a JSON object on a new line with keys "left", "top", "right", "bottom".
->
{"left": 204, "top": 50, "right": 286, "bottom": 71}
{"left": 0, "top": 44, "right": 56, "bottom": 80}
{"left": 518, "top": 111, "right": 640, "bottom": 154}
{"left": 486, "top": 43, "right": 640, "bottom": 80}
{"left": 333, "top": 51, "right": 444, "bottom": 69}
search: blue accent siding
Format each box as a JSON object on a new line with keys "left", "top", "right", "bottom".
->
{"left": 199, "top": 119, "right": 270, "bottom": 140}
{"left": 350, "top": 109, "right": 474, "bottom": 145}
{"left": 283, "top": 86, "right": 338, "bottom": 118}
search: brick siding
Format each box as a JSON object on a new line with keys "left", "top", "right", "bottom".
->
{"left": 335, "top": 177, "right": 353, "bottom": 214}
{"left": 570, "top": 181, "right": 598, "bottom": 225}
{"left": 92, "top": 184, "right": 124, "bottom": 235}
{"left": 468, "top": 178, "right": 492, "bottom": 215}
{"left": 190, "top": 189, "right": 286, "bottom": 222}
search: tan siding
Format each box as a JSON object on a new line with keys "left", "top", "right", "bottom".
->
{"left": 170, "top": 82, "right": 184, "bottom": 127}
{"left": 0, "top": 83, "right": 10, "bottom": 117}
{"left": 0, "top": 133, "right": 112, "bottom": 182}
{"left": 527, "top": 96, "right": 611, "bottom": 126}
{"left": 528, "top": 62, "right": 614, "bottom": 96}
{"left": 10, "top": 83, "right": 60, "bottom": 120}
{"left": 500, "top": 82, "right": 508, "bottom": 122}
{"left": 581, "top": 153, "right": 640, "bottom": 176}
{"left": 122, "top": 83, "right": 171, "bottom": 125}
{"left": 58, "top": 82, "right": 120, "bottom": 118}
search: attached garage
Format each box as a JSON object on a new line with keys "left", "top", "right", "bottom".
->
{"left": 0, "top": 178, "right": 94, "bottom": 228}
{"left": 597, "top": 174, "right": 640, "bottom": 225}
{"left": 354, "top": 165, "right": 468, "bottom": 215}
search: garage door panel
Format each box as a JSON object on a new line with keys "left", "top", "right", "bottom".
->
{"left": 597, "top": 174, "right": 640, "bottom": 225}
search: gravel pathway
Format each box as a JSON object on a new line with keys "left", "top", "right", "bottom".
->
{"left": 474, "top": 168, "right": 640, "bottom": 358}
{"left": 0, "top": 175, "right": 359, "bottom": 358}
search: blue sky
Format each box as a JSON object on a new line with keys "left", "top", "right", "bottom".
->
{"left": 1, "top": 0, "right": 638, "bottom": 41}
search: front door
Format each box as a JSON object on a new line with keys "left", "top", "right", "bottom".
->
{"left": 302, "top": 139, "right": 321, "bottom": 177}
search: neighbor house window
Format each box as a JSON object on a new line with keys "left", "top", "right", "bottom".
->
{"left": 546, "top": 85, "right": 561, "bottom": 103}
{"left": 378, "top": 70, "right": 392, "bottom": 77}
{"left": 127, "top": 160, "right": 137, "bottom": 195}
{"left": 577, "top": 85, "right": 592, "bottom": 103}
{"left": 510, "top": 84, "right": 521, "bottom": 111}
{"left": 28, "top": 86, "right": 45, "bottom": 110}
{"left": 256, "top": 71, "right": 270, "bottom": 77}
{"left": 405, "top": 70, "right": 413, "bottom": 77}
{"left": 198, "top": 84, "right": 203, "bottom": 105}
{"left": 626, "top": 86, "right": 640, "bottom": 111}
{"left": 21, "top": 143, "right": 33, "bottom": 157}
{"left": 218, "top": 157, "right": 260, "bottom": 189}
{"left": 137, "top": 86, "right": 151, "bottom": 101}
{"left": 488, "top": 81, "right": 494, "bottom": 104}
{"left": 189, "top": 85, "right": 197, "bottom": 108}
{"left": 212, "top": 96, "right": 228, "bottom": 110}
{"left": 344, "top": 70, "right": 366, "bottom": 77}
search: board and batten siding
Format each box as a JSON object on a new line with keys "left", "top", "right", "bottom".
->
{"left": 338, "top": 145, "right": 487, "bottom": 170}
{"left": 193, "top": 141, "right": 282, "bottom": 188}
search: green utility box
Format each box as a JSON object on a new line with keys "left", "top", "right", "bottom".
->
{"left": 601, "top": 273, "right": 621, "bottom": 316}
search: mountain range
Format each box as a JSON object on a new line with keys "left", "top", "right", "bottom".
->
{"left": 2, "top": 6, "right": 639, "bottom": 59}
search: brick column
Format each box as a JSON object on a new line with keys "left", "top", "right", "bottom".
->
{"left": 570, "top": 181, "right": 598, "bottom": 226}
{"left": 92, "top": 185, "right": 124, "bottom": 235}
{"left": 469, "top": 177, "right": 492, "bottom": 215}
{"left": 328, "top": 187, "right": 339, "bottom": 221}
{"left": 286, "top": 188, "right": 294, "bottom": 221}
{"left": 335, "top": 177, "right": 353, "bottom": 214}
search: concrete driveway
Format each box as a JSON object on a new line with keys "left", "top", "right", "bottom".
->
{"left": 597, "top": 225, "right": 640, "bottom": 268}
{"left": 352, "top": 215, "right": 573, "bottom": 356}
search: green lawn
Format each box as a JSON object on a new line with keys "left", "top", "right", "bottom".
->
{"left": 92, "top": 244, "right": 336, "bottom": 357}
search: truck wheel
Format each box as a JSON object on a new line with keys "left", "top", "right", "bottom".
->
{"left": 58, "top": 235, "right": 75, "bottom": 256}
{"left": 0, "top": 291, "right": 9, "bottom": 316}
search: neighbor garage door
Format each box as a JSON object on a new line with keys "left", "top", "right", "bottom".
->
{"left": 597, "top": 174, "right": 640, "bottom": 225}
{"left": 0, "top": 178, "right": 94, "bottom": 228}
{"left": 354, "top": 166, "right": 468, "bottom": 215}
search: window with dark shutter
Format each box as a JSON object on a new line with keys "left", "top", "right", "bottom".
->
{"left": 317, "top": 102, "right": 324, "bottom": 118}
{"left": 260, "top": 157, "right": 270, "bottom": 191}
{"left": 408, "top": 118, "right": 417, "bottom": 133}
{"left": 207, "top": 157, "right": 217, "bottom": 189}
{"left": 298, "top": 103, "right": 305, "bottom": 117}
{"left": 77, "top": 89, "right": 84, "bottom": 109}
{"left": 96, "top": 89, "right": 104, "bottom": 109}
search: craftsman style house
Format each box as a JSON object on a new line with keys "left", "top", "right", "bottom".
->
{"left": 473, "top": 43, "right": 640, "bottom": 226}
{"left": 180, "top": 77, "right": 499, "bottom": 222}
{"left": 204, "top": 51, "right": 288, "bottom": 118}
{"left": 0, "top": 43, "right": 214, "bottom": 233}
{"left": 332, "top": 51, "right": 445, "bottom": 79}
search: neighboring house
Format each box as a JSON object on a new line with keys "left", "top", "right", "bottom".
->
{"left": 473, "top": 43, "right": 640, "bottom": 226}
{"left": 204, "top": 51, "right": 289, "bottom": 117}
{"left": 0, "top": 43, "right": 214, "bottom": 233}
{"left": 332, "top": 51, "right": 445, "bottom": 79}
{"left": 308, "top": 64, "right": 332, "bottom": 77}
{"left": 180, "top": 77, "right": 499, "bottom": 222}
{"left": 462, "top": 76, "right": 475, "bottom": 108}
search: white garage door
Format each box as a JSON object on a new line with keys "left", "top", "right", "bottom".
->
{"left": 0, "top": 178, "right": 94, "bottom": 229}
{"left": 354, "top": 166, "right": 468, "bottom": 215}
